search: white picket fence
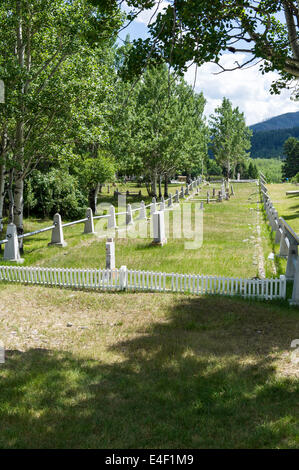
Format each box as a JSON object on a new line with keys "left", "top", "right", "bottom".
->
{"left": 0, "top": 265, "right": 286, "bottom": 300}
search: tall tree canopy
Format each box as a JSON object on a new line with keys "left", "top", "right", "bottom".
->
{"left": 109, "top": 64, "right": 208, "bottom": 196}
{"left": 0, "top": 0, "right": 121, "bottom": 237}
{"left": 120, "top": 1, "right": 299, "bottom": 96}
{"left": 210, "top": 97, "right": 252, "bottom": 178}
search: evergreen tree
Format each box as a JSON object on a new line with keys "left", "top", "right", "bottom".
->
{"left": 282, "top": 137, "right": 299, "bottom": 179}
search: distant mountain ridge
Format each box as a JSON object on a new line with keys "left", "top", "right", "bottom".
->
{"left": 250, "top": 111, "right": 299, "bottom": 133}
{"left": 249, "top": 111, "right": 299, "bottom": 158}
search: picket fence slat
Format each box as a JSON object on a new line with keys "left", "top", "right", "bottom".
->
{"left": 0, "top": 265, "right": 286, "bottom": 300}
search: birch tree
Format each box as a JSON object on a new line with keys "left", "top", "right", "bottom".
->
{"left": 0, "top": 0, "right": 121, "bottom": 245}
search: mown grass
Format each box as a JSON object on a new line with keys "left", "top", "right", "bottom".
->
{"left": 0, "top": 183, "right": 275, "bottom": 278}
{"left": 0, "top": 285, "right": 298, "bottom": 449}
{"left": 263, "top": 183, "right": 299, "bottom": 277}
{"left": 267, "top": 183, "right": 299, "bottom": 233}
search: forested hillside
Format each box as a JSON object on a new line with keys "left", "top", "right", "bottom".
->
{"left": 250, "top": 126, "right": 299, "bottom": 158}
{"left": 250, "top": 111, "right": 299, "bottom": 132}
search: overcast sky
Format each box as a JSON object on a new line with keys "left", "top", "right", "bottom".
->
{"left": 119, "top": 1, "right": 299, "bottom": 126}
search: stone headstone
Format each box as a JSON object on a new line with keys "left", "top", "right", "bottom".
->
{"left": 126, "top": 204, "right": 133, "bottom": 225}
{"left": 150, "top": 197, "right": 157, "bottom": 215}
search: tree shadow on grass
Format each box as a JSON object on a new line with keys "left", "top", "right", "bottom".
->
{"left": 0, "top": 296, "right": 298, "bottom": 449}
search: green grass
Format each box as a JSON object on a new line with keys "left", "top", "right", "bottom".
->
{"left": 0, "top": 183, "right": 276, "bottom": 278}
{"left": 0, "top": 285, "right": 298, "bottom": 449}
{"left": 253, "top": 159, "right": 283, "bottom": 184}
{"left": 267, "top": 183, "right": 299, "bottom": 233}
{"left": 263, "top": 183, "right": 299, "bottom": 278}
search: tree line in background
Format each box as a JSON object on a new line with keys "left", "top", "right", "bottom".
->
{"left": 283, "top": 137, "right": 299, "bottom": 182}
{"left": 251, "top": 126, "right": 299, "bottom": 159}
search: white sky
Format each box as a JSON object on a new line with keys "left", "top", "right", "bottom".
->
{"left": 122, "top": 2, "right": 299, "bottom": 126}
{"left": 185, "top": 55, "right": 299, "bottom": 126}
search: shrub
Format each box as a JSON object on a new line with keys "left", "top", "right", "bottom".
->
{"left": 24, "top": 169, "right": 87, "bottom": 219}
{"left": 291, "top": 172, "right": 299, "bottom": 183}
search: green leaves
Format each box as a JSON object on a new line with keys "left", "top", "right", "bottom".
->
{"left": 210, "top": 97, "right": 252, "bottom": 177}
{"left": 121, "top": 1, "right": 299, "bottom": 93}
{"left": 109, "top": 62, "right": 209, "bottom": 182}
{"left": 282, "top": 137, "right": 299, "bottom": 179}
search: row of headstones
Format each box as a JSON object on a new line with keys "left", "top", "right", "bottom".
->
{"left": 205, "top": 183, "right": 234, "bottom": 203}
{"left": 3, "top": 177, "right": 203, "bottom": 262}
{"left": 260, "top": 175, "right": 299, "bottom": 304}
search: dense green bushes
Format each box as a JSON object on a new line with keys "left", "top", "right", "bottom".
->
{"left": 253, "top": 158, "right": 283, "bottom": 183}
{"left": 24, "top": 169, "right": 87, "bottom": 220}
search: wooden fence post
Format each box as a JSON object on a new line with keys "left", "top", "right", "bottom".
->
{"left": 119, "top": 265, "right": 127, "bottom": 290}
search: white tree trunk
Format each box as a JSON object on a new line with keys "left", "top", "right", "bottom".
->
{"left": 13, "top": 175, "right": 24, "bottom": 250}
{"left": 151, "top": 172, "right": 157, "bottom": 197}
{"left": 0, "top": 162, "right": 5, "bottom": 232}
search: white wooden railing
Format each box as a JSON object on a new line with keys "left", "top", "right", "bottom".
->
{"left": 0, "top": 177, "right": 204, "bottom": 253}
{"left": 259, "top": 173, "right": 299, "bottom": 305}
{"left": 0, "top": 265, "right": 286, "bottom": 300}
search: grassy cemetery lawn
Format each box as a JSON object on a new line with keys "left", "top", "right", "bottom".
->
{"left": 0, "top": 181, "right": 298, "bottom": 449}
{"left": 0, "top": 183, "right": 277, "bottom": 278}
{"left": 267, "top": 183, "right": 299, "bottom": 233}
{"left": 0, "top": 285, "right": 298, "bottom": 449}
